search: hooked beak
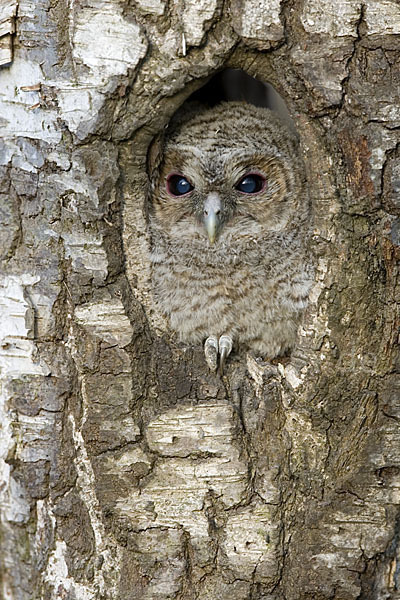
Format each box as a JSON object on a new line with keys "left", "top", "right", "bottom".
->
{"left": 203, "top": 193, "right": 222, "bottom": 244}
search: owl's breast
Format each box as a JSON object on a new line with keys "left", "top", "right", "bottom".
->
{"left": 149, "top": 218, "right": 313, "bottom": 356}
{"left": 151, "top": 235, "right": 292, "bottom": 345}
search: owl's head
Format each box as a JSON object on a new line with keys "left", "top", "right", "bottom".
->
{"left": 148, "top": 102, "right": 308, "bottom": 246}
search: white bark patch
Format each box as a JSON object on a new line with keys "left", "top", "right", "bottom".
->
{"left": 118, "top": 403, "right": 248, "bottom": 561}
{"left": 146, "top": 403, "right": 239, "bottom": 456}
{"left": 85, "top": 411, "right": 140, "bottom": 444}
{"left": 36, "top": 502, "right": 97, "bottom": 598}
{"left": 72, "top": 6, "right": 147, "bottom": 83}
{"left": 282, "top": 364, "right": 303, "bottom": 389}
{"left": 45, "top": 539, "right": 102, "bottom": 600}
{"left": 55, "top": 3, "right": 147, "bottom": 136}
{"left": 9, "top": 138, "right": 44, "bottom": 172}
{"left": 118, "top": 460, "right": 210, "bottom": 533}
{"left": 136, "top": 0, "right": 165, "bottom": 15}
{"left": 0, "top": 0, "right": 17, "bottom": 33}
{"left": 56, "top": 87, "right": 106, "bottom": 141}
{"left": 61, "top": 232, "right": 108, "bottom": 285}
{"left": 74, "top": 299, "right": 133, "bottom": 348}
{"left": 129, "top": 528, "right": 186, "bottom": 598}
{"left": 234, "top": 0, "right": 283, "bottom": 42}
{"left": 0, "top": 59, "right": 60, "bottom": 143}
{"left": 365, "top": 0, "right": 400, "bottom": 35}
{"left": 311, "top": 504, "right": 389, "bottom": 580}
{"left": 2, "top": 475, "right": 30, "bottom": 524}
{"left": 0, "top": 0, "right": 17, "bottom": 65}
{"left": 369, "top": 130, "right": 399, "bottom": 184}
{"left": 0, "top": 275, "right": 49, "bottom": 376}
{"left": 222, "top": 504, "right": 279, "bottom": 582}
{"left": 182, "top": 0, "right": 219, "bottom": 46}
{"left": 158, "top": 28, "right": 182, "bottom": 57}
{"left": 301, "top": 0, "right": 361, "bottom": 36}
{"left": 246, "top": 355, "right": 282, "bottom": 400}
{"left": 1, "top": 1, "right": 147, "bottom": 140}
{"left": 312, "top": 552, "right": 342, "bottom": 568}
{"left": 104, "top": 446, "right": 151, "bottom": 474}
{"left": 16, "top": 413, "right": 60, "bottom": 462}
{"left": 0, "top": 396, "right": 13, "bottom": 531}
{"left": 0, "top": 393, "right": 30, "bottom": 594}
{"left": 118, "top": 454, "right": 248, "bottom": 558}
{"left": 0, "top": 275, "right": 51, "bottom": 595}
{"left": 47, "top": 163, "right": 101, "bottom": 208}
{"left": 35, "top": 500, "right": 55, "bottom": 565}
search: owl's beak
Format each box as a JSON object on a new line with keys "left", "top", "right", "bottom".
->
{"left": 203, "top": 193, "right": 221, "bottom": 244}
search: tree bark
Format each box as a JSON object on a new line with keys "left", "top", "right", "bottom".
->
{"left": 1, "top": 1, "right": 400, "bottom": 599}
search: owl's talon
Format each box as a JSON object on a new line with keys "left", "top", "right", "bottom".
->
{"left": 204, "top": 336, "right": 218, "bottom": 372}
{"left": 219, "top": 335, "right": 233, "bottom": 375}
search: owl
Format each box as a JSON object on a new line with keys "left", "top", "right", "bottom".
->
{"left": 147, "top": 101, "right": 314, "bottom": 373}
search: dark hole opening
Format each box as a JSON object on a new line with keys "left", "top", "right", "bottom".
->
{"left": 189, "top": 68, "right": 294, "bottom": 128}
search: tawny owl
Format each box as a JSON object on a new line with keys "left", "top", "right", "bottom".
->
{"left": 147, "top": 101, "right": 314, "bottom": 372}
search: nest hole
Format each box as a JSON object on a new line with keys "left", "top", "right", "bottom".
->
{"left": 188, "top": 68, "right": 294, "bottom": 128}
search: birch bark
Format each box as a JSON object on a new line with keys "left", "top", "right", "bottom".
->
{"left": 1, "top": 0, "right": 400, "bottom": 598}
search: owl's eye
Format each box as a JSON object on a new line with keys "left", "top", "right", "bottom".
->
{"left": 235, "top": 174, "right": 266, "bottom": 194}
{"left": 166, "top": 174, "right": 194, "bottom": 196}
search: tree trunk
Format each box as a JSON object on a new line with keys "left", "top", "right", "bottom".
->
{"left": 1, "top": 1, "right": 400, "bottom": 598}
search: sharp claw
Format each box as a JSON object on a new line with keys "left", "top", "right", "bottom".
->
{"left": 219, "top": 335, "right": 233, "bottom": 375}
{"left": 204, "top": 336, "right": 218, "bottom": 372}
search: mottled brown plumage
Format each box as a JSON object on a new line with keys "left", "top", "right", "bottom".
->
{"left": 147, "top": 102, "right": 314, "bottom": 370}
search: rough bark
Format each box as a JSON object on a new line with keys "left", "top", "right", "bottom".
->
{"left": 0, "top": 0, "right": 400, "bottom": 599}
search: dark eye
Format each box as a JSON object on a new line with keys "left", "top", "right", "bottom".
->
{"left": 235, "top": 174, "right": 266, "bottom": 194}
{"left": 166, "top": 174, "right": 194, "bottom": 196}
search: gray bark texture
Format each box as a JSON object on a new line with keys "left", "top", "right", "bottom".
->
{"left": 0, "top": 0, "right": 400, "bottom": 598}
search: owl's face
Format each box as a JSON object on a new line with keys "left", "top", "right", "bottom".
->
{"left": 149, "top": 103, "right": 306, "bottom": 248}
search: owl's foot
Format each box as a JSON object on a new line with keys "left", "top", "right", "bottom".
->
{"left": 204, "top": 335, "right": 233, "bottom": 374}
{"left": 219, "top": 335, "right": 233, "bottom": 375}
{"left": 204, "top": 336, "right": 218, "bottom": 372}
